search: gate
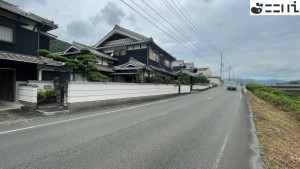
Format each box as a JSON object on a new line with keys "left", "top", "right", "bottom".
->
{"left": 0, "top": 68, "right": 16, "bottom": 102}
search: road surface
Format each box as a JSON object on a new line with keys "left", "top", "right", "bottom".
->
{"left": 0, "top": 87, "right": 262, "bottom": 169}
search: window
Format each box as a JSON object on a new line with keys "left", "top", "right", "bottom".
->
{"left": 114, "top": 50, "right": 120, "bottom": 56}
{"left": 0, "top": 25, "right": 13, "bottom": 43}
{"left": 134, "top": 44, "right": 140, "bottom": 49}
{"left": 120, "top": 49, "right": 126, "bottom": 56}
{"left": 127, "top": 45, "right": 133, "bottom": 50}
{"left": 164, "top": 59, "right": 171, "bottom": 67}
{"left": 154, "top": 53, "right": 160, "bottom": 62}
{"left": 141, "top": 44, "right": 147, "bottom": 49}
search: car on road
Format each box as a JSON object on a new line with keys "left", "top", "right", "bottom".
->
{"left": 226, "top": 81, "right": 238, "bottom": 91}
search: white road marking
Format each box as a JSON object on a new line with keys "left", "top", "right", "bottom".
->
{"left": 0, "top": 90, "right": 218, "bottom": 135}
{"left": 240, "top": 93, "right": 242, "bottom": 99}
{"left": 213, "top": 129, "right": 232, "bottom": 169}
{"left": 207, "top": 97, "right": 212, "bottom": 100}
{"left": 0, "top": 94, "right": 194, "bottom": 135}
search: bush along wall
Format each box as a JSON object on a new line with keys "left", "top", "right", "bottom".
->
{"left": 37, "top": 89, "right": 59, "bottom": 105}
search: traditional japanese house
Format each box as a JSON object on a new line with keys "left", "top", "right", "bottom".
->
{"left": 112, "top": 57, "right": 152, "bottom": 82}
{"left": 93, "top": 25, "right": 177, "bottom": 82}
{"left": 60, "top": 41, "right": 117, "bottom": 81}
{"left": 0, "top": 0, "right": 68, "bottom": 102}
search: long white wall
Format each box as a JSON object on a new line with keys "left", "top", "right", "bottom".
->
{"left": 192, "top": 85, "right": 210, "bottom": 90}
{"left": 18, "top": 86, "right": 37, "bottom": 103}
{"left": 67, "top": 82, "right": 180, "bottom": 103}
{"left": 181, "top": 85, "right": 191, "bottom": 94}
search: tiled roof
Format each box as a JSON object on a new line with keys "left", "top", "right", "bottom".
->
{"left": 150, "top": 65, "right": 176, "bottom": 76}
{"left": 94, "top": 64, "right": 114, "bottom": 73}
{"left": 94, "top": 24, "right": 151, "bottom": 48}
{"left": 114, "top": 25, "right": 150, "bottom": 41}
{"left": 0, "top": 0, "right": 57, "bottom": 30}
{"left": 114, "top": 57, "right": 152, "bottom": 71}
{"left": 0, "top": 51, "right": 62, "bottom": 66}
{"left": 65, "top": 42, "right": 117, "bottom": 61}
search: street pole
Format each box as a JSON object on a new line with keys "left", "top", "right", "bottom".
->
{"left": 220, "top": 53, "right": 223, "bottom": 80}
{"left": 228, "top": 66, "right": 231, "bottom": 81}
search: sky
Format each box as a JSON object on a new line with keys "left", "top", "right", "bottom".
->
{"left": 6, "top": 0, "right": 300, "bottom": 81}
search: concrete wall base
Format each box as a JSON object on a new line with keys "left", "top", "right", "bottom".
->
{"left": 19, "top": 101, "right": 37, "bottom": 110}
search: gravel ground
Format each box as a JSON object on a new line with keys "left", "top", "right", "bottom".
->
{"left": 0, "top": 109, "right": 41, "bottom": 126}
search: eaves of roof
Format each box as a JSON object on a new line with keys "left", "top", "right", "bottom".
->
{"left": 0, "top": 50, "right": 62, "bottom": 66}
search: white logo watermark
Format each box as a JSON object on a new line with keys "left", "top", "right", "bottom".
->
{"left": 250, "top": 0, "right": 300, "bottom": 15}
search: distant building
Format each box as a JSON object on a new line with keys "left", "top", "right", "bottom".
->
{"left": 207, "top": 76, "right": 222, "bottom": 86}
{"left": 196, "top": 68, "right": 212, "bottom": 77}
{"left": 171, "top": 60, "right": 185, "bottom": 71}
{"left": 184, "top": 63, "right": 197, "bottom": 73}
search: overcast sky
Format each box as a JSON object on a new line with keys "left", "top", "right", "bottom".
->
{"left": 7, "top": 0, "right": 300, "bottom": 80}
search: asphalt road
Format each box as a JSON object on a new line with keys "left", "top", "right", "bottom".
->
{"left": 0, "top": 87, "right": 262, "bottom": 169}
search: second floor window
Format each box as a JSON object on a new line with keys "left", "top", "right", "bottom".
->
{"left": 0, "top": 25, "right": 13, "bottom": 43}
{"left": 120, "top": 49, "right": 126, "bottom": 56}
{"left": 164, "top": 59, "right": 171, "bottom": 67}
{"left": 114, "top": 50, "right": 120, "bottom": 56}
{"left": 154, "top": 53, "right": 160, "bottom": 62}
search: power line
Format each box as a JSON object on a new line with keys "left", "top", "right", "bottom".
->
{"left": 121, "top": 0, "right": 220, "bottom": 68}
{"left": 173, "top": 0, "right": 222, "bottom": 53}
{"left": 139, "top": 0, "right": 220, "bottom": 66}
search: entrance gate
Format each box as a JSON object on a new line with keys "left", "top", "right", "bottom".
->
{"left": 0, "top": 68, "right": 16, "bottom": 102}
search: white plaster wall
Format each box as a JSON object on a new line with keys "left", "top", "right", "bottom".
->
{"left": 28, "top": 80, "right": 54, "bottom": 90}
{"left": 208, "top": 77, "right": 221, "bottom": 85}
{"left": 19, "top": 86, "right": 37, "bottom": 103}
{"left": 74, "top": 74, "right": 87, "bottom": 81}
{"left": 15, "top": 81, "right": 27, "bottom": 103}
{"left": 67, "top": 82, "right": 179, "bottom": 103}
{"left": 181, "top": 85, "right": 191, "bottom": 93}
{"left": 192, "top": 85, "right": 210, "bottom": 90}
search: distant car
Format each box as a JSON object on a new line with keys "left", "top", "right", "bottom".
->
{"left": 226, "top": 81, "right": 237, "bottom": 91}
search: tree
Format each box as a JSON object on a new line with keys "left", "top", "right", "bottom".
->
{"left": 37, "top": 49, "right": 108, "bottom": 81}
{"left": 178, "top": 73, "right": 190, "bottom": 85}
{"left": 194, "top": 74, "right": 210, "bottom": 84}
{"left": 135, "top": 69, "right": 144, "bottom": 83}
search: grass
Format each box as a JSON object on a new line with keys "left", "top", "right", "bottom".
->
{"left": 248, "top": 92, "right": 300, "bottom": 169}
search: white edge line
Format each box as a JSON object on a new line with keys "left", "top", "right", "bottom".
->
{"left": 0, "top": 95, "right": 192, "bottom": 135}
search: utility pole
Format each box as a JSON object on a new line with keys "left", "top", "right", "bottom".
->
{"left": 220, "top": 53, "right": 223, "bottom": 80}
{"left": 228, "top": 66, "right": 231, "bottom": 81}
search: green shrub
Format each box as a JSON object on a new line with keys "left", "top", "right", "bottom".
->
{"left": 164, "top": 76, "right": 172, "bottom": 84}
{"left": 37, "top": 90, "right": 46, "bottom": 103}
{"left": 55, "top": 55, "right": 69, "bottom": 62}
{"left": 173, "top": 80, "right": 181, "bottom": 86}
{"left": 247, "top": 83, "right": 300, "bottom": 113}
{"left": 36, "top": 49, "right": 51, "bottom": 56}
{"left": 37, "top": 90, "right": 58, "bottom": 104}
{"left": 80, "top": 48, "right": 91, "bottom": 54}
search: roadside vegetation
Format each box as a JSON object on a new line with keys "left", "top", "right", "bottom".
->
{"left": 247, "top": 83, "right": 300, "bottom": 119}
{"left": 247, "top": 84, "right": 300, "bottom": 169}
